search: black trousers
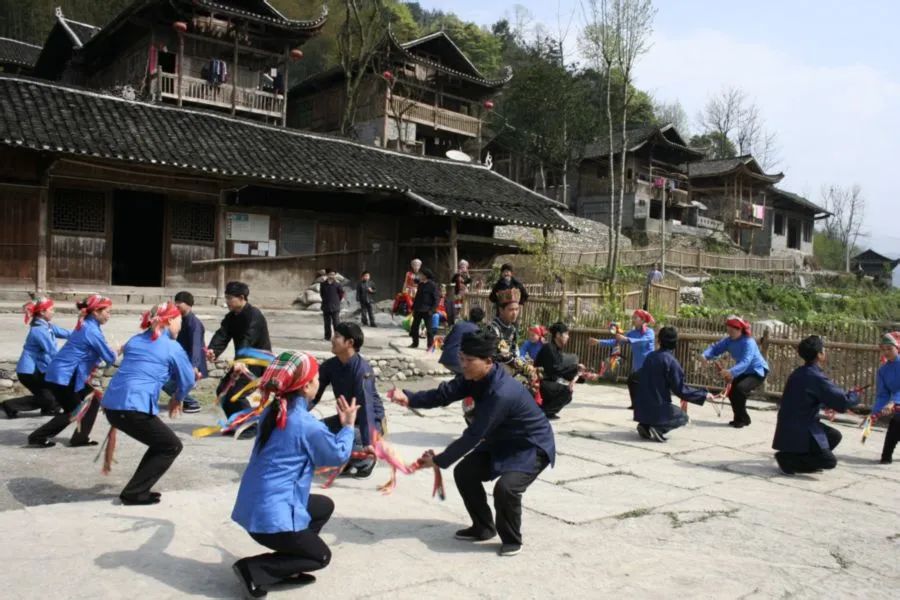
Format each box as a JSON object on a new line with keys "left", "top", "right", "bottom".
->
{"left": 3, "top": 371, "right": 59, "bottom": 414}
{"left": 244, "top": 494, "right": 334, "bottom": 588}
{"left": 410, "top": 311, "right": 434, "bottom": 348}
{"left": 323, "top": 414, "right": 382, "bottom": 470}
{"left": 359, "top": 302, "right": 375, "bottom": 326}
{"left": 29, "top": 376, "right": 99, "bottom": 445}
{"left": 775, "top": 424, "right": 841, "bottom": 473}
{"left": 446, "top": 299, "right": 459, "bottom": 326}
{"left": 453, "top": 449, "right": 549, "bottom": 546}
{"left": 217, "top": 369, "right": 263, "bottom": 419}
{"left": 539, "top": 381, "right": 572, "bottom": 418}
{"left": 105, "top": 409, "right": 183, "bottom": 500}
{"left": 881, "top": 412, "right": 900, "bottom": 462}
{"left": 322, "top": 311, "right": 340, "bottom": 340}
{"left": 729, "top": 373, "right": 765, "bottom": 425}
{"left": 626, "top": 371, "right": 640, "bottom": 408}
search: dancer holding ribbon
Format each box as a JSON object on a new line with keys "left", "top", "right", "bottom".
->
{"left": 390, "top": 330, "right": 555, "bottom": 557}
{"left": 101, "top": 301, "right": 196, "bottom": 504}
{"left": 872, "top": 332, "right": 900, "bottom": 464}
{"left": 28, "top": 294, "right": 117, "bottom": 448}
{"left": 2, "top": 297, "right": 70, "bottom": 419}
{"left": 232, "top": 351, "right": 358, "bottom": 597}
{"left": 589, "top": 309, "right": 656, "bottom": 409}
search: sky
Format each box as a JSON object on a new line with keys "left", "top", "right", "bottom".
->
{"left": 416, "top": 0, "right": 900, "bottom": 267}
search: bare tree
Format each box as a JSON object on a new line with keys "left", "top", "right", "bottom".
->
{"left": 337, "top": 0, "right": 390, "bottom": 137}
{"left": 821, "top": 184, "right": 866, "bottom": 272}
{"left": 698, "top": 86, "right": 746, "bottom": 158}
{"left": 698, "top": 85, "right": 781, "bottom": 170}
{"left": 653, "top": 98, "right": 690, "bottom": 137}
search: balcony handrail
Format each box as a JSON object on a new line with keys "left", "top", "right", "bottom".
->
{"left": 155, "top": 71, "right": 283, "bottom": 117}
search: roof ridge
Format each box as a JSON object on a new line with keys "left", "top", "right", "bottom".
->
{"left": 0, "top": 36, "right": 42, "bottom": 49}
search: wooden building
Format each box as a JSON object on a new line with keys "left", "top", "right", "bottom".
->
{"left": 750, "top": 188, "right": 830, "bottom": 259}
{"left": 289, "top": 29, "right": 512, "bottom": 157}
{"left": 851, "top": 250, "right": 900, "bottom": 285}
{"left": 0, "top": 36, "right": 42, "bottom": 75}
{"left": 0, "top": 75, "right": 571, "bottom": 305}
{"left": 33, "top": 1, "right": 326, "bottom": 125}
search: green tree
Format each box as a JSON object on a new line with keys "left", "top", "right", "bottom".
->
{"left": 689, "top": 131, "right": 737, "bottom": 160}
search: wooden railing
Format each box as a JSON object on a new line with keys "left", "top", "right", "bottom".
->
{"left": 553, "top": 246, "right": 796, "bottom": 273}
{"left": 157, "top": 72, "right": 283, "bottom": 118}
{"left": 387, "top": 94, "right": 481, "bottom": 137}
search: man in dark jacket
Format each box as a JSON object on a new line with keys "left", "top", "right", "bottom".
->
{"left": 489, "top": 263, "right": 529, "bottom": 311}
{"left": 161, "top": 290, "right": 206, "bottom": 413}
{"left": 535, "top": 322, "right": 583, "bottom": 420}
{"left": 356, "top": 270, "right": 376, "bottom": 327}
{"left": 207, "top": 281, "right": 272, "bottom": 423}
{"left": 773, "top": 335, "right": 860, "bottom": 475}
{"left": 634, "top": 327, "right": 710, "bottom": 442}
{"left": 320, "top": 268, "right": 344, "bottom": 341}
{"left": 409, "top": 268, "right": 439, "bottom": 349}
{"left": 440, "top": 306, "right": 485, "bottom": 374}
{"left": 390, "top": 330, "right": 555, "bottom": 557}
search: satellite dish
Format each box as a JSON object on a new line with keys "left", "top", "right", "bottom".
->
{"left": 445, "top": 150, "right": 472, "bottom": 162}
{"left": 120, "top": 85, "right": 136, "bottom": 101}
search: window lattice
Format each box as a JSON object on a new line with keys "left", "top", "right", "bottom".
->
{"left": 52, "top": 189, "right": 106, "bottom": 233}
{"left": 171, "top": 202, "right": 215, "bottom": 243}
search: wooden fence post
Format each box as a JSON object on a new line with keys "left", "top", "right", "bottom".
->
{"left": 759, "top": 327, "right": 770, "bottom": 394}
{"left": 559, "top": 287, "right": 568, "bottom": 321}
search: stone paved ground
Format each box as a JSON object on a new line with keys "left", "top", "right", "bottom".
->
{"left": 0, "top": 311, "right": 898, "bottom": 598}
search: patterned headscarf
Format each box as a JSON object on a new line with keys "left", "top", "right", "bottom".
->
{"left": 632, "top": 309, "right": 655, "bottom": 326}
{"left": 258, "top": 351, "right": 320, "bottom": 430}
{"left": 75, "top": 294, "right": 112, "bottom": 330}
{"left": 23, "top": 296, "right": 54, "bottom": 324}
{"left": 140, "top": 301, "right": 182, "bottom": 341}
{"left": 881, "top": 332, "right": 900, "bottom": 348}
{"left": 725, "top": 315, "right": 752, "bottom": 336}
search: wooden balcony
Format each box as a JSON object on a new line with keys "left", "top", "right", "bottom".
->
{"left": 386, "top": 94, "right": 481, "bottom": 138}
{"left": 733, "top": 207, "right": 764, "bottom": 228}
{"left": 155, "top": 72, "right": 284, "bottom": 119}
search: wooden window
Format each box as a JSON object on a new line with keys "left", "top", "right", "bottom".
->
{"left": 171, "top": 202, "right": 216, "bottom": 243}
{"left": 280, "top": 217, "right": 315, "bottom": 256}
{"left": 802, "top": 220, "right": 813, "bottom": 243}
{"left": 52, "top": 189, "right": 106, "bottom": 234}
{"left": 773, "top": 212, "right": 784, "bottom": 235}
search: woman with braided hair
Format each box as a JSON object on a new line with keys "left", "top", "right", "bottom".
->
{"left": 2, "top": 297, "right": 71, "bottom": 419}
{"left": 101, "top": 301, "right": 197, "bottom": 505}
{"left": 28, "top": 294, "right": 117, "bottom": 448}
{"left": 232, "top": 351, "right": 359, "bottom": 598}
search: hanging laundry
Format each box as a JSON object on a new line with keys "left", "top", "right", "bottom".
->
{"left": 203, "top": 59, "right": 230, "bottom": 86}
{"left": 273, "top": 71, "right": 284, "bottom": 94}
{"left": 148, "top": 45, "right": 158, "bottom": 74}
{"left": 752, "top": 204, "right": 766, "bottom": 220}
{"left": 653, "top": 177, "right": 666, "bottom": 189}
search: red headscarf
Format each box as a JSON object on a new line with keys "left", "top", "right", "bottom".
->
{"left": 725, "top": 315, "right": 752, "bottom": 336}
{"left": 23, "top": 297, "right": 54, "bottom": 324}
{"left": 140, "top": 301, "right": 182, "bottom": 341}
{"left": 75, "top": 294, "right": 113, "bottom": 330}
{"left": 258, "top": 352, "right": 320, "bottom": 430}
{"left": 632, "top": 309, "right": 655, "bottom": 325}
{"left": 528, "top": 325, "right": 547, "bottom": 337}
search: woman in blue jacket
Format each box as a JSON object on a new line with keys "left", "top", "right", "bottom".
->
{"left": 703, "top": 316, "right": 769, "bottom": 428}
{"left": 102, "top": 302, "right": 197, "bottom": 505}
{"left": 232, "top": 351, "right": 359, "bottom": 598}
{"left": 590, "top": 309, "right": 656, "bottom": 409}
{"left": 2, "top": 297, "right": 71, "bottom": 419}
{"left": 28, "top": 294, "right": 118, "bottom": 448}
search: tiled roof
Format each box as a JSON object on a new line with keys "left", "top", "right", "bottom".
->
{"left": 687, "top": 155, "right": 783, "bottom": 183}
{"left": 770, "top": 188, "right": 831, "bottom": 216}
{"left": 0, "top": 37, "right": 41, "bottom": 68}
{"left": 0, "top": 76, "right": 572, "bottom": 231}
{"left": 584, "top": 124, "right": 702, "bottom": 160}
{"left": 192, "top": 1, "right": 328, "bottom": 30}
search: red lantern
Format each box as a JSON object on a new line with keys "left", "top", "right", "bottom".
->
{"left": 483, "top": 99, "right": 495, "bottom": 110}
{"left": 383, "top": 70, "right": 394, "bottom": 82}
{"left": 290, "top": 48, "right": 304, "bottom": 61}
{"left": 173, "top": 21, "right": 188, "bottom": 33}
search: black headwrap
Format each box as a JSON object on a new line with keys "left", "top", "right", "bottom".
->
{"left": 224, "top": 281, "right": 250, "bottom": 298}
{"left": 658, "top": 326, "right": 678, "bottom": 350}
{"left": 797, "top": 335, "right": 824, "bottom": 363}
{"left": 460, "top": 330, "right": 498, "bottom": 359}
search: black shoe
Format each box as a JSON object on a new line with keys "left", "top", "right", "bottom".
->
{"left": 648, "top": 427, "right": 667, "bottom": 443}
{"left": 352, "top": 463, "right": 376, "bottom": 480}
{"left": 408, "top": 343, "right": 419, "bottom": 349}
{"left": 237, "top": 425, "right": 258, "bottom": 440}
{"left": 120, "top": 494, "right": 161, "bottom": 506}
{"left": 454, "top": 526, "right": 496, "bottom": 541}
{"left": 636, "top": 424, "right": 651, "bottom": 440}
{"left": 546, "top": 414, "right": 560, "bottom": 420}
{"left": 40, "top": 408, "right": 59, "bottom": 416}
{"left": 233, "top": 560, "right": 267, "bottom": 599}
{"left": 2, "top": 403, "right": 17, "bottom": 419}
{"left": 881, "top": 457, "right": 893, "bottom": 465}
{"left": 27, "top": 439, "right": 56, "bottom": 448}
{"left": 498, "top": 543, "right": 522, "bottom": 556}
{"left": 729, "top": 421, "right": 747, "bottom": 429}
{"left": 778, "top": 464, "right": 796, "bottom": 475}
{"left": 182, "top": 400, "right": 202, "bottom": 414}
{"left": 69, "top": 439, "right": 99, "bottom": 447}
{"left": 627, "top": 405, "right": 634, "bottom": 410}
{"left": 283, "top": 573, "right": 316, "bottom": 586}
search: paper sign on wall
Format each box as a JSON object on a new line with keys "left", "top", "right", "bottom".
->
{"left": 226, "top": 213, "right": 270, "bottom": 242}
{"left": 233, "top": 242, "right": 250, "bottom": 255}
{"left": 268, "top": 240, "right": 277, "bottom": 257}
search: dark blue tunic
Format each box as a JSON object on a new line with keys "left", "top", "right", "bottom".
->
{"left": 634, "top": 349, "right": 707, "bottom": 426}
{"left": 314, "top": 353, "right": 385, "bottom": 446}
{"left": 439, "top": 319, "right": 480, "bottom": 372}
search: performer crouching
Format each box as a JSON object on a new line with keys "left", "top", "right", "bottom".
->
{"left": 390, "top": 330, "right": 556, "bottom": 557}
{"left": 535, "top": 322, "right": 583, "bottom": 420}
{"left": 634, "top": 327, "right": 710, "bottom": 442}
{"left": 772, "top": 336, "right": 860, "bottom": 475}
{"left": 232, "top": 352, "right": 359, "bottom": 598}
{"left": 100, "top": 302, "right": 196, "bottom": 505}
{"left": 873, "top": 332, "right": 900, "bottom": 464}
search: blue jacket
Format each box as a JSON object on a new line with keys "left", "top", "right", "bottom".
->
{"left": 45, "top": 316, "right": 117, "bottom": 390}
{"left": 873, "top": 356, "right": 900, "bottom": 414}
{"left": 635, "top": 349, "right": 707, "bottom": 425}
{"left": 703, "top": 335, "right": 769, "bottom": 378}
{"left": 16, "top": 318, "right": 71, "bottom": 375}
{"left": 519, "top": 340, "right": 544, "bottom": 361}
{"left": 773, "top": 364, "right": 859, "bottom": 453}
{"left": 101, "top": 330, "right": 196, "bottom": 415}
{"left": 314, "top": 353, "right": 385, "bottom": 446}
{"left": 176, "top": 311, "right": 207, "bottom": 378}
{"left": 598, "top": 327, "right": 655, "bottom": 371}
{"left": 232, "top": 397, "right": 354, "bottom": 534}
{"left": 439, "top": 319, "right": 480, "bottom": 372}
{"left": 405, "top": 365, "right": 556, "bottom": 477}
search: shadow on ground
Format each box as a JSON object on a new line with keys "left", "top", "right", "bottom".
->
{"left": 7, "top": 477, "right": 117, "bottom": 507}
{"left": 331, "top": 516, "right": 499, "bottom": 555}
